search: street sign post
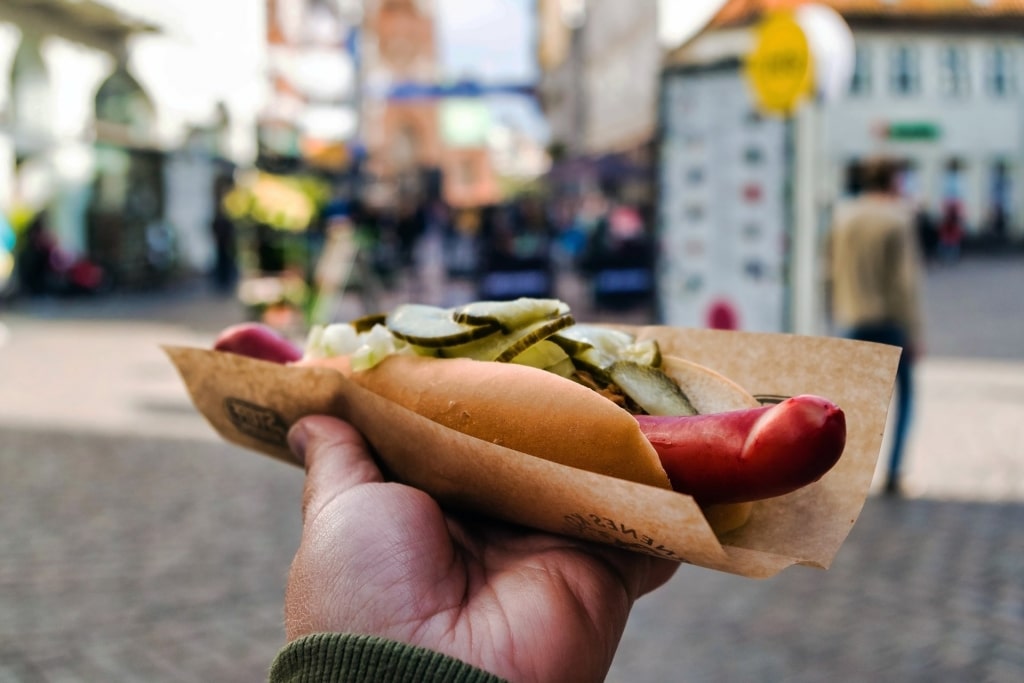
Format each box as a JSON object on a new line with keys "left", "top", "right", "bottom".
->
{"left": 744, "top": 11, "right": 814, "bottom": 116}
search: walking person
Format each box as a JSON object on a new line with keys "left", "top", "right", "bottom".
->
{"left": 210, "top": 175, "right": 239, "bottom": 294}
{"left": 826, "top": 158, "right": 925, "bottom": 495}
{"left": 937, "top": 201, "right": 964, "bottom": 264}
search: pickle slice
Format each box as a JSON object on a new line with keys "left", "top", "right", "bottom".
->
{"left": 349, "top": 312, "right": 387, "bottom": 333}
{"left": 608, "top": 361, "right": 698, "bottom": 416}
{"left": 620, "top": 339, "right": 662, "bottom": 367}
{"left": 509, "top": 339, "right": 571, "bottom": 372}
{"left": 544, "top": 355, "right": 577, "bottom": 379}
{"left": 453, "top": 298, "right": 570, "bottom": 333}
{"left": 439, "top": 314, "right": 576, "bottom": 362}
{"left": 386, "top": 304, "right": 499, "bottom": 347}
{"left": 551, "top": 325, "right": 636, "bottom": 357}
{"left": 571, "top": 346, "right": 617, "bottom": 383}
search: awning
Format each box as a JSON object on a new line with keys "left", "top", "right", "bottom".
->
{"left": 0, "top": 0, "right": 158, "bottom": 55}
{"left": 379, "top": 80, "right": 537, "bottom": 102}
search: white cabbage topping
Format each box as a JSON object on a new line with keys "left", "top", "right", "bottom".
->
{"left": 304, "top": 322, "right": 416, "bottom": 371}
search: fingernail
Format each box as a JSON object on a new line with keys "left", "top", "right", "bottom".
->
{"left": 287, "top": 420, "right": 309, "bottom": 466}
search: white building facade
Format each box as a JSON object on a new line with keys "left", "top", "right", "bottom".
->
{"left": 672, "top": 2, "right": 1024, "bottom": 245}
{"left": 655, "top": 1, "right": 1024, "bottom": 336}
{"left": 830, "top": 26, "right": 1024, "bottom": 241}
{"left": 537, "top": 0, "right": 661, "bottom": 157}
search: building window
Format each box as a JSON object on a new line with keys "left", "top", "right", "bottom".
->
{"left": 939, "top": 45, "right": 970, "bottom": 97}
{"left": 458, "top": 157, "right": 478, "bottom": 187}
{"left": 10, "top": 38, "right": 52, "bottom": 146}
{"left": 391, "top": 124, "right": 419, "bottom": 170}
{"left": 986, "top": 45, "right": 1016, "bottom": 96}
{"left": 889, "top": 45, "right": 921, "bottom": 96}
{"left": 96, "top": 69, "right": 154, "bottom": 129}
{"left": 897, "top": 160, "right": 922, "bottom": 202}
{"left": 849, "top": 44, "right": 872, "bottom": 96}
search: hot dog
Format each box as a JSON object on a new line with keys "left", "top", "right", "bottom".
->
{"left": 213, "top": 301, "right": 846, "bottom": 515}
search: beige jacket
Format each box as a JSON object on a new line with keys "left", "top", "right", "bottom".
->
{"left": 826, "top": 194, "right": 925, "bottom": 346}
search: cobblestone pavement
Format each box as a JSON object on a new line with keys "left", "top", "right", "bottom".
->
{"left": 0, "top": 254, "right": 1022, "bottom": 682}
{"left": 0, "top": 429, "right": 302, "bottom": 683}
{"left": 609, "top": 498, "right": 1024, "bottom": 683}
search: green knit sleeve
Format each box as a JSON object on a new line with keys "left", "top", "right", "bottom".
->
{"left": 268, "top": 633, "right": 508, "bottom": 683}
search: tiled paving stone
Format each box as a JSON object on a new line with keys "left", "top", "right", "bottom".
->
{"left": 608, "top": 497, "right": 1024, "bottom": 683}
{"left": 0, "top": 428, "right": 303, "bottom": 683}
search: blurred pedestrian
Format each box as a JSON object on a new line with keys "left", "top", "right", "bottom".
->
{"left": 255, "top": 222, "right": 286, "bottom": 275}
{"left": 210, "top": 175, "right": 238, "bottom": 294}
{"left": 512, "top": 195, "right": 555, "bottom": 268}
{"left": 988, "top": 160, "right": 1011, "bottom": 243}
{"left": 826, "top": 157, "right": 925, "bottom": 495}
{"left": 444, "top": 207, "right": 481, "bottom": 278}
{"left": 914, "top": 204, "right": 938, "bottom": 263}
{"left": 565, "top": 191, "right": 608, "bottom": 268}
{"left": 15, "top": 212, "right": 57, "bottom": 295}
{"left": 477, "top": 199, "right": 555, "bottom": 300}
{"left": 937, "top": 201, "right": 964, "bottom": 264}
{"left": 0, "top": 211, "right": 16, "bottom": 295}
{"left": 580, "top": 189, "right": 655, "bottom": 311}
{"left": 395, "top": 195, "right": 426, "bottom": 270}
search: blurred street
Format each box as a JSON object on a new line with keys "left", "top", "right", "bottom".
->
{"left": 4, "top": 1, "right": 1024, "bottom": 681}
{"left": 0, "top": 252, "right": 1021, "bottom": 682}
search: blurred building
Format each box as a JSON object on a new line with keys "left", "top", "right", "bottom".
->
{"left": 0, "top": 0, "right": 241, "bottom": 290}
{"left": 256, "top": 0, "right": 512, "bottom": 208}
{"left": 360, "top": 0, "right": 500, "bottom": 208}
{"left": 672, "top": 0, "right": 1024, "bottom": 245}
{"left": 536, "top": 0, "right": 661, "bottom": 202}
{"left": 260, "top": 0, "right": 361, "bottom": 174}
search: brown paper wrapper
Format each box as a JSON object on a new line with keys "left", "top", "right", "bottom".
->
{"left": 165, "top": 326, "right": 899, "bottom": 579}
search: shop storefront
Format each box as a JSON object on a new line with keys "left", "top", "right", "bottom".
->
{"left": 87, "top": 67, "right": 169, "bottom": 289}
{"left": 0, "top": 0, "right": 164, "bottom": 293}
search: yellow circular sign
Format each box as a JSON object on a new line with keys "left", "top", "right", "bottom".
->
{"left": 744, "top": 11, "right": 814, "bottom": 116}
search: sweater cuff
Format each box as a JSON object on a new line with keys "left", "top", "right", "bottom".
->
{"left": 269, "top": 632, "right": 507, "bottom": 683}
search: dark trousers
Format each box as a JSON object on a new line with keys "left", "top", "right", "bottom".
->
{"left": 848, "top": 322, "right": 914, "bottom": 487}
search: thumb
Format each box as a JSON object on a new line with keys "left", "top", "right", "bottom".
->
{"left": 288, "top": 416, "right": 383, "bottom": 524}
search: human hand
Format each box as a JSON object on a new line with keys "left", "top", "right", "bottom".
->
{"left": 284, "top": 415, "right": 679, "bottom": 683}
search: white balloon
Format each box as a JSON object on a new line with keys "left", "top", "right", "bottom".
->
{"left": 795, "top": 3, "right": 855, "bottom": 103}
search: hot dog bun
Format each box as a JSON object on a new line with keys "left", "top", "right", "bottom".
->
{"left": 660, "top": 357, "right": 760, "bottom": 414}
{"left": 303, "top": 353, "right": 674, "bottom": 490}
{"left": 700, "top": 502, "right": 754, "bottom": 535}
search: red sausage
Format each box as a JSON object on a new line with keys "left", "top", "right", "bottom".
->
{"left": 635, "top": 395, "right": 846, "bottom": 505}
{"left": 214, "top": 324, "right": 847, "bottom": 504}
{"left": 213, "top": 323, "right": 303, "bottom": 364}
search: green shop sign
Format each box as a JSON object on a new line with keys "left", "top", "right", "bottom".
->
{"left": 885, "top": 122, "right": 941, "bottom": 141}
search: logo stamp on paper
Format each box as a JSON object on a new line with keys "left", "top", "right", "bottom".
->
{"left": 563, "top": 512, "right": 680, "bottom": 560}
{"left": 224, "top": 398, "right": 289, "bottom": 446}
